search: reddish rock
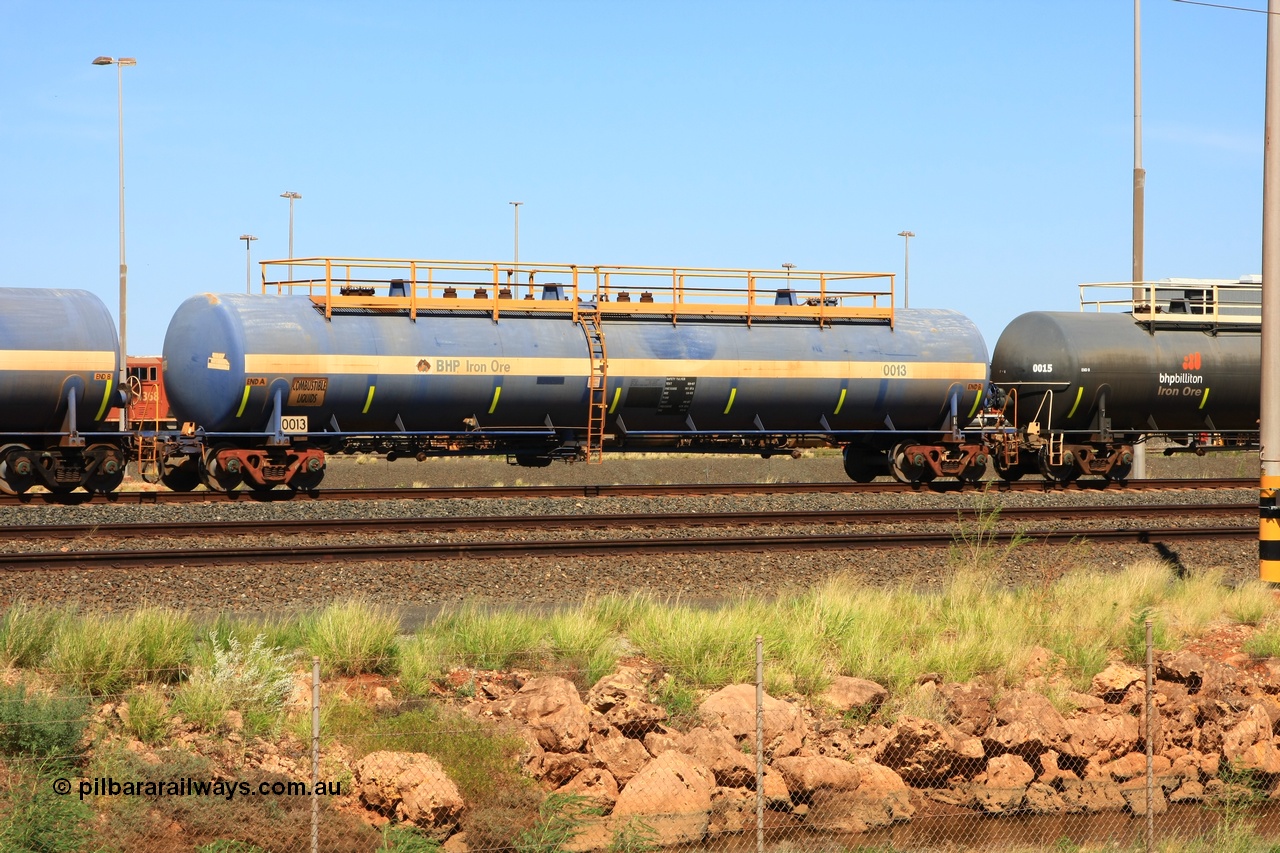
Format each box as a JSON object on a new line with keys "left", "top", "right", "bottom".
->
{"left": 937, "top": 681, "right": 994, "bottom": 736}
{"left": 708, "top": 787, "right": 754, "bottom": 835}
{"left": 1024, "top": 781, "right": 1065, "bottom": 813}
{"left": 1223, "top": 704, "right": 1273, "bottom": 763}
{"left": 588, "top": 729, "right": 651, "bottom": 787}
{"left": 772, "top": 755, "right": 861, "bottom": 797}
{"left": 972, "top": 754, "right": 1034, "bottom": 814}
{"left": 875, "top": 716, "right": 984, "bottom": 786}
{"left": 1092, "top": 663, "right": 1144, "bottom": 701}
{"left": 613, "top": 751, "right": 715, "bottom": 846}
{"left": 984, "top": 690, "right": 1067, "bottom": 757}
{"left": 535, "top": 752, "right": 593, "bottom": 787}
{"left": 761, "top": 768, "right": 792, "bottom": 810}
{"left": 494, "top": 676, "right": 591, "bottom": 753}
{"left": 586, "top": 667, "right": 668, "bottom": 737}
{"left": 1057, "top": 779, "right": 1127, "bottom": 813}
{"left": 807, "top": 761, "right": 913, "bottom": 833}
{"left": 353, "top": 751, "right": 464, "bottom": 839}
{"left": 699, "top": 685, "right": 803, "bottom": 757}
{"left": 818, "top": 677, "right": 888, "bottom": 713}
{"left": 1036, "top": 750, "right": 1079, "bottom": 786}
{"left": 557, "top": 767, "right": 619, "bottom": 810}
{"left": 1120, "top": 780, "right": 1168, "bottom": 816}
{"left": 682, "top": 726, "right": 756, "bottom": 789}
{"left": 1060, "top": 708, "right": 1140, "bottom": 760}
{"left": 642, "top": 725, "right": 683, "bottom": 757}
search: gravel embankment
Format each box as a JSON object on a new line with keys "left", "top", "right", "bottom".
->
{"left": 0, "top": 453, "right": 1262, "bottom": 615}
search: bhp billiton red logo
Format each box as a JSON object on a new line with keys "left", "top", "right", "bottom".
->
{"left": 1182, "top": 352, "right": 1201, "bottom": 371}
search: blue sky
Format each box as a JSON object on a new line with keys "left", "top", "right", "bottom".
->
{"left": 0, "top": 0, "right": 1268, "bottom": 355}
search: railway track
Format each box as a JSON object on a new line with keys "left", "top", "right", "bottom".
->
{"left": 0, "top": 476, "right": 1258, "bottom": 506}
{"left": 0, "top": 502, "right": 1255, "bottom": 543}
{"left": 0, "top": 526, "right": 1254, "bottom": 571}
{"left": 0, "top": 503, "right": 1256, "bottom": 571}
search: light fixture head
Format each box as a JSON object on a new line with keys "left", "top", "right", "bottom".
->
{"left": 92, "top": 56, "right": 114, "bottom": 65}
{"left": 240, "top": 234, "right": 258, "bottom": 242}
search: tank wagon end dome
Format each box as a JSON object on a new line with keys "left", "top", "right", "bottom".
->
{"left": 162, "top": 293, "right": 250, "bottom": 429}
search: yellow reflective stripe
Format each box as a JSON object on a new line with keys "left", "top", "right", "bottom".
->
{"left": 608, "top": 387, "right": 621, "bottom": 414}
{"left": 242, "top": 353, "right": 988, "bottom": 381}
{"left": 1065, "top": 387, "right": 1084, "bottom": 419}
{"left": 1199, "top": 387, "right": 1210, "bottom": 410}
{"left": 235, "top": 384, "right": 252, "bottom": 418}
{"left": 0, "top": 350, "right": 116, "bottom": 371}
{"left": 967, "top": 391, "right": 982, "bottom": 420}
{"left": 362, "top": 385, "right": 376, "bottom": 414}
{"left": 723, "top": 387, "right": 737, "bottom": 415}
{"left": 94, "top": 378, "right": 113, "bottom": 421}
{"left": 488, "top": 386, "right": 501, "bottom": 414}
{"left": 833, "top": 388, "right": 847, "bottom": 415}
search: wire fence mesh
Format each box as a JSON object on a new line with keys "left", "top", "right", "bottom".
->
{"left": 3, "top": 622, "right": 1280, "bottom": 853}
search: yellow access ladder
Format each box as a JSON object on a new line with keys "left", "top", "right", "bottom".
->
{"left": 579, "top": 309, "right": 608, "bottom": 463}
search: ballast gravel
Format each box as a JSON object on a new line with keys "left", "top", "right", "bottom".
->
{"left": 0, "top": 454, "right": 1262, "bottom": 615}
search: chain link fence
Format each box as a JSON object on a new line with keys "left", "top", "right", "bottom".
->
{"left": 3, "top": 619, "right": 1280, "bottom": 853}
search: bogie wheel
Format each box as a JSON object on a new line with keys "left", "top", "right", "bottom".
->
{"left": 889, "top": 443, "right": 933, "bottom": 484}
{"left": 0, "top": 444, "right": 35, "bottom": 495}
{"left": 1104, "top": 449, "right": 1135, "bottom": 483}
{"left": 841, "top": 446, "right": 883, "bottom": 483}
{"left": 993, "top": 453, "right": 1024, "bottom": 482}
{"left": 958, "top": 453, "right": 988, "bottom": 484}
{"left": 160, "top": 455, "right": 201, "bottom": 492}
{"left": 84, "top": 444, "right": 125, "bottom": 494}
{"left": 202, "top": 444, "right": 244, "bottom": 492}
{"left": 1037, "top": 448, "right": 1080, "bottom": 483}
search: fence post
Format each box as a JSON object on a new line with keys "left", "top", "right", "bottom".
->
{"left": 755, "top": 634, "right": 764, "bottom": 853}
{"left": 312, "top": 655, "right": 321, "bottom": 853}
{"left": 1145, "top": 620, "right": 1154, "bottom": 853}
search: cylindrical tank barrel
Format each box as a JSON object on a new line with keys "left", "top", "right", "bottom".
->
{"left": 163, "top": 294, "right": 988, "bottom": 437}
{"left": 0, "top": 287, "right": 120, "bottom": 432}
{"left": 991, "top": 311, "right": 1259, "bottom": 433}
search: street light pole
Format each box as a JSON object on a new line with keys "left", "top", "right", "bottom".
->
{"left": 92, "top": 55, "right": 135, "bottom": 429}
{"left": 509, "top": 201, "right": 523, "bottom": 296}
{"left": 240, "top": 234, "right": 258, "bottom": 294}
{"left": 897, "top": 231, "right": 915, "bottom": 309}
{"left": 281, "top": 191, "right": 301, "bottom": 280}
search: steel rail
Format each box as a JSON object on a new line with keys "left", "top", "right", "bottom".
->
{"left": 0, "top": 524, "right": 1257, "bottom": 572}
{"left": 0, "top": 477, "right": 1257, "bottom": 506}
{"left": 0, "top": 503, "right": 1255, "bottom": 542}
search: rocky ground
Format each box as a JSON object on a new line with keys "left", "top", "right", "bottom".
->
{"left": 79, "top": 640, "right": 1280, "bottom": 852}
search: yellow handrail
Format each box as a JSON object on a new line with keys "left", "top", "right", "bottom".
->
{"left": 255, "top": 256, "right": 898, "bottom": 326}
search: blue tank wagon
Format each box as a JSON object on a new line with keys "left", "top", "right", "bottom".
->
{"left": 160, "top": 259, "right": 990, "bottom": 489}
{"left": 989, "top": 279, "right": 1262, "bottom": 481}
{"left": 0, "top": 287, "right": 126, "bottom": 494}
